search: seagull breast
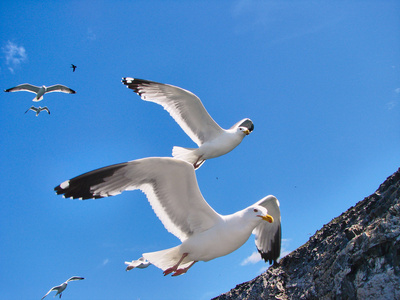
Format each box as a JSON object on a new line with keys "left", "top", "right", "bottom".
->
{"left": 198, "top": 129, "right": 245, "bottom": 160}
{"left": 180, "top": 213, "right": 257, "bottom": 262}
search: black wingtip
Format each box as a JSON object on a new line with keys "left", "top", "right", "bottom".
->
{"left": 54, "top": 162, "right": 128, "bottom": 200}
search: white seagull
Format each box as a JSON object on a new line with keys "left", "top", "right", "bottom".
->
{"left": 4, "top": 83, "right": 76, "bottom": 102}
{"left": 41, "top": 276, "right": 84, "bottom": 299}
{"left": 54, "top": 157, "right": 281, "bottom": 276}
{"left": 122, "top": 78, "right": 254, "bottom": 169}
{"left": 25, "top": 106, "right": 50, "bottom": 116}
{"left": 125, "top": 257, "right": 151, "bottom": 271}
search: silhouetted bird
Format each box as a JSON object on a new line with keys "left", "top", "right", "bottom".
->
{"left": 25, "top": 106, "right": 50, "bottom": 116}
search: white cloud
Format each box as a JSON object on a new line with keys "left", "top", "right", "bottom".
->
{"left": 87, "top": 28, "right": 96, "bottom": 41}
{"left": 102, "top": 258, "right": 109, "bottom": 266}
{"left": 241, "top": 238, "right": 292, "bottom": 266}
{"left": 2, "top": 41, "right": 27, "bottom": 73}
{"left": 231, "top": 0, "right": 343, "bottom": 43}
{"left": 386, "top": 100, "right": 398, "bottom": 110}
{"left": 241, "top": 251, "right": 262, "bottom": 266}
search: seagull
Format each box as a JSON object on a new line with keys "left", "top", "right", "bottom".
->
{"left": 4, "top": 83, "right": 76, "bottom": 102}
{"left": 25, "top": 106, "right": 50, "bottom": 116}
{"left": 71, "top": 64, "right": 77, "bottom": 72}
{"left": 122, "top": 78, "right": 254, "bottom": 169}
{"left": 125, "top": 257, "right": 151, "bottom": 271}
{"left": 54, "top": 157, "right": 281, "bottom": 276}
{"left": 41, "top": 276, "right": 84, "bottom": 299}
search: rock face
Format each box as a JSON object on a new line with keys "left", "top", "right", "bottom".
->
{"left": 213, "top": 168, "right": 400, "bottom": 300}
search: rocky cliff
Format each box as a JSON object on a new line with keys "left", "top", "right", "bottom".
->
{"left": 213, "top": 168, "right": 400, "bottom": 300}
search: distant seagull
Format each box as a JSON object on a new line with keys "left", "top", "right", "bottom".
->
{"left": 4, "top": 83, "right": 76, "bottom": 102}
{"left": 71, "top": 64, "right": 77, "bottom": 72}
{"left": 54, "top": 157, "right": 281, "bottom": 276}
{"left": 25, "top": 106, "right": 50, "bottom": 116}
{"left": 41, "top": 276, "right": 84, "bottom": 299}
{"left": 122, "top": 78, "right": 254, "bottom": 169}
{"left": 125, "top": 257, "right": 151, "bottom": 271}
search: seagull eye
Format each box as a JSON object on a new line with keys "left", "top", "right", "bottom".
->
{"left": 253, "top": 209, "right": 258, "bottom": 212}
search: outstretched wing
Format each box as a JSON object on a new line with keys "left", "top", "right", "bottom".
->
{"left": 25, "top": 106, "right": 36, "bottom": 114}
{"left": 41, "top": 286, "right": 58, "bottom": 300}
{"left": 55, "top": 157, "right": 222, "bottom": 241}
{"left": 122, "top": 78, "right": 224, "bottom": 146}
{"left": 66, "top": 276, "right": 85, "bottom": 282}
{"left": 253, "top": 195, "right": 281, "bottom": 264}
{"left": 41, "top": 107, "right": 51, "bottom": 114}
{"left": 46, "top": 84, "right": 76, "bottom": 94}
{"left": 4, "top": 83, "right": 40, "bottom": 94}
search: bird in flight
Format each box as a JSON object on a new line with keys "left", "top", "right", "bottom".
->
{"left": 41, "top": 276, "right": 84, "bottom": 299}
{"left": 25, "top": 106, "right": 50, "bottom": 116}
{"left": 122, "top": 78, "right": 254, "bottom": 169}
{"left": 71, "top": 64, "right": 77, "bottom": 72}
{"left": 125, "top": 257, "right": 151, "bottom": 271}
{"left": 4, "top": 83, "right": 76, "bottom": 101}
{"left": 54, "top": 157, "right": 281, "bottom": 276}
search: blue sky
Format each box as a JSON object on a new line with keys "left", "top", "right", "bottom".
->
{"left": 1, "top": 1, "right": 399, "bottom": 299}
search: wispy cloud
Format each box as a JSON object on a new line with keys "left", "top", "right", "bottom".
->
{"left": 241, "top": 251, "right": 262, "bottom": 266}
{"left": 2, "top": 41, "right": 27, "bottom": 73}
{"left": 87, "top": 28, "right": 96, "bottom": 41}
{"left": 386, "top": 88, "right": 400, "bottom": 110}
{"left": 102, "top": 258, "right": 109, "bottom": 267}
{"left": 241, "top": 239, "right": 292, "bottom": 267}
{"left": 231, "top": 0, "right": 344, "bottom": 43}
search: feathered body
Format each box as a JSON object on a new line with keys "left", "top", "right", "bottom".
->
{"left": 122, "top": 78, "right": 254, "bottom": 168}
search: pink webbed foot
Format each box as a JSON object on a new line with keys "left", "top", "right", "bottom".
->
{"left": 163, "top": 266, "right": 176, "bottom": 276}
{"left": 163, "top": 253, "right": 188, "bottom": 276}
{"left": 171, "top": 261, "right": 197, "bottom": 277}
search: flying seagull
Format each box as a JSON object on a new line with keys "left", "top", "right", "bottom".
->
{"left": 41, "top": 276, "right": 84, "bottom": 299}
{"left": 4, "top": 83, "right": 76, "bottom": 101}
{"left": 54, "top": 157, "right": 281, "bottom": 276}
{"left": 25, "top": 106, "right": 50, "bottom": 116}
{"left": 125, "top": 257, "right": 151, "bottom": 271}
{"left": 122, "top": 78, "right": 254, "bottom": 169}
{"left": 71, "top": 64, "right": 77, "bottom": 72}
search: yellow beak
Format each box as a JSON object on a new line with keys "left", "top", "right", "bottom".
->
{"left": 259, "top": 214, "right": 274, "bottom": 223}
{"left": 244, "top": 129, "right": 250, "bottom": 135}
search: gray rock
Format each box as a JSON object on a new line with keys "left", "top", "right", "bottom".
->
{"left": 213, "top": 168, "right": 400, "bottom": 300}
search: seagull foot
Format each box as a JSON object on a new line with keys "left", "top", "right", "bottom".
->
{"left": 163, "top": 267, "right": 177, "bottom": 276}
{"left": 171, "top": 261, "right": 197, "bottom": 277}
{"left": 163, "top": 253, "right": 189, "bottom": 276}
{"left": 171, "top": 269, "right": 188, "bottom": 276}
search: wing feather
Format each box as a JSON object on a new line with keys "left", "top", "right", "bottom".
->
{"left": 4, "top": 83, "right": 40, "bottom": 94}
{"left": 46, "top": 84, "right": 76, "bottom": 94}
{"left": 41, "top": 286, "right": 58, "bottom": 300}
{"left": 54, "top": 157, "right": 221, "bottom": 241}
{"left": 253, "top": 195, "right": 281, "bottom": 264}
{"left": 122, "top": 78, "right": 223, "bottom": 146}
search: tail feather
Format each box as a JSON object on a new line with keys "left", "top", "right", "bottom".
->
{"left": 143, "top": 246, "right": 193, "bottom": 271}
{"left": 172, "top": 146, "right": 205, "bottom": 169}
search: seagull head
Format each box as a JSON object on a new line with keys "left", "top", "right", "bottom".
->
{"left": 239, "top": 127, "right": 251, "bottom": 135}
{"left": 233, "top": 118, "right": 254, "bottom": 136}
{"left": 245, "top": 206, "right": 274, "bottom": 224}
